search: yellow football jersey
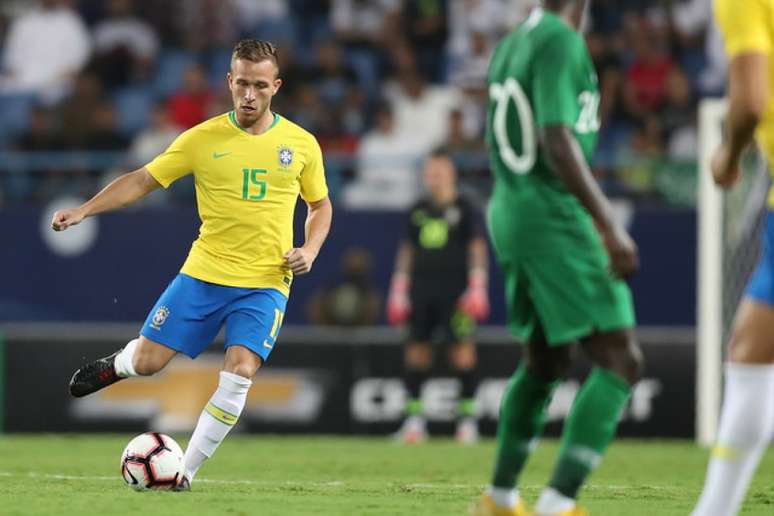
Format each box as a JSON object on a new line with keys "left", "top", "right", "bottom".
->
{"left": 715, "top": 0, "right": 774, "bottom": 206}
{"left": 145, "top": 111, "right": 328, "bottom": 296}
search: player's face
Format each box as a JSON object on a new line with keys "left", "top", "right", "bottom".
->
{"left": 423, "top": 157, "right": 456, "bottom": 198}
{"left": 227, "top": 58, "right": 282, "bottom": 128}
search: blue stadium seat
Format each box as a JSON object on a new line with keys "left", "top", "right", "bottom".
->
{"left": 152, "top": 50, "right": 197, "bottom": 97}
{"left": 113, "top": 86, "right": 154, "bottom": 136}
{"left": 679, "top": 51, "right": 708, "bottom": 92}
{"left": 207, "top": 48, "right": 233, "bottom": 87}
{"left": 0, "top": 93, "right": 34, "bottom": 146}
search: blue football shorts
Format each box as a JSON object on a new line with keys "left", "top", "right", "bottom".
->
{"left": 140, "top": 273, "right": 288, "bottom": 361}
{"left": 746, "top": 211, "right": 774, "bottom": 305}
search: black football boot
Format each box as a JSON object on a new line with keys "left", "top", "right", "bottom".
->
{"left": 68, "top": 349, "right": 125, "bottom": 397}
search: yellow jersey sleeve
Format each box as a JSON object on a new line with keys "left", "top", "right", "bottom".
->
{"left": 145, "top": 129, "right": 195, "bottom": 188}
{"left": 715, "top": 0, "right": 774, "bottom": 57}
{"left": 299, "top": 136, "right": 328, "bottom": 203}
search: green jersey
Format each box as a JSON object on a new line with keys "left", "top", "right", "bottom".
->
{"left": 486, "top": 8, "right": 600, "bottom": 225}
{"left": 485, "top": 9, "right": 634, "bottom": 345}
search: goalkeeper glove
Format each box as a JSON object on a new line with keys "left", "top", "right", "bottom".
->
{"left": 387, "top": 273, "right": 411, "bottom": 326}
{"left": 458, "top": 269, "right": 489, "bottom": 321}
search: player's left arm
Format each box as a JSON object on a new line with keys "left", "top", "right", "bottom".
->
{"left": 713, "top": 54, "right": 769, "bottom": 187}
{"left": 713, "top": 0, "right": 771, "bottom": 187}
{"left": 287, "top": 136, "right": 333, "bottom": 275}
{"left": 284, "top": 196, "right": 332, "bottom": 275}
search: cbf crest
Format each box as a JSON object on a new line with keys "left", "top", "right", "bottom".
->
{"left": 277, "top": 145, "right": 294, "bottom": 169}
{"left": 150, "top": 305, "right": 170, "bottom": 330}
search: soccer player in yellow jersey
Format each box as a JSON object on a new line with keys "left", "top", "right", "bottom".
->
{"left": 52, "top": 40, "right": 332, "bottom": 489}
{"left": 693, "top": 2, "right": 774, "bottom": 514}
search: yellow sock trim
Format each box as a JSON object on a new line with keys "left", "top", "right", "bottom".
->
{"left": 205, "top": 402, "right": 238, "bottom": 426}
{"left": 711, "top": 445, "right": 740, "bottom": 460}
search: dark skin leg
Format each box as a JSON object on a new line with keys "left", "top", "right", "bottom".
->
{"left": 524, "top": 328, "right": 575, "bottom": 383}
{"left": 580, "top": 328, "right": 643, "bottom": 385}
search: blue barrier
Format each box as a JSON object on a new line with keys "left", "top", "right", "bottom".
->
{"left": 2, "top": 204, "right": 696, "bottom": 326}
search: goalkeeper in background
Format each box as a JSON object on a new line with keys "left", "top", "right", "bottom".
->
{"left": 387, "top": 147, "right": 490, "bottom": 444}
{"left": 472, "top": 1, "right": 643, "bottom": 515}
{"left": 693, "top": 1, "right": 774, "bottom": 515}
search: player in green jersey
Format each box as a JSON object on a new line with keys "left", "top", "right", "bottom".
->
{"left": 471, "top": 2, "right": 642, "bottom": 516}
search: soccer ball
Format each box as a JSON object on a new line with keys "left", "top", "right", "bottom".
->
{"left": 120, "top": 432, "right": 184, "bottom": 491}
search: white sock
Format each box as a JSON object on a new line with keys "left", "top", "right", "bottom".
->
{"left": 487, "top": 485, "right": 519, "bottom": 508}
{"left": 183, "top": 371, "right": 252, "bottom": 480}
{"left": 113, "top": 338, "right": 139, "bottom": 378}
{"left": 692, "top": 363, "right": 774, "bottom": 516}
{"left": 535, "top": 487, "right": 576, "bottom": 514}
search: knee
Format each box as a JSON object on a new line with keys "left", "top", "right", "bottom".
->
{"left": 606, "top": 340, "right": 644, "bottom": 386}
{"left": 133, "top": 348, "right": 166, "bottom": 376}
{"left": 727, "top": 332, "right": 774, "bottom": 363}
{"left": 405, "top": 344, "right": 433, "bottom": 370}
{"left": 526, "top": 347, "right": 572, "bottom": 382}
{"left": 223, "top": 359, "right": 261, "bottom": 379}
{"left": 450, "top": 343, "right": 476, "bottom": 370}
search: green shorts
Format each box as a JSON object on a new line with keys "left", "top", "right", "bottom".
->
{"left": 488, "top": 204, "right": 635, "bottom": 346}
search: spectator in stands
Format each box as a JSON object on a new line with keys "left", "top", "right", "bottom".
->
{"left": 329, "top": 0, "right": 400, "bottom": 90}
{"left": 14, "top": 106, "right": 62, "bottom": 153}
{"left": 445, "top": 107, "right": 488, "bottom": 195}
{"left": 448, "top": 0, "right": 504, "bottom": 88}
{"left": 342, "top": 102, "right": 424, "bottom": 210}
{"left": 0, "top": 0, "right": 91, "bottom": 103}
{"left": 445, "top": 109, "right": 484, "bottom": 155}
{"left": 339, "top": 87, "right": 368, "bottom": 138}
{"left": 659, "top": 68, "right": 697, "bottom": 161}
{"left": 330, "top": 0, "right": 399, "bottom": 49}
{"left": 10, "top": 106, "right": 63, "bottom": 201}
{"left": 589, "top": 0, "right": 626, "bottom": 36}
{"left": 127, "top": 103, "right": 180, "bottom": 168}
{"left": 167, "top": 63, "right": 214, "bottom": 129}
{"left": 586, "top": 31, "right": 624, "bottom": 129}
{"left": 669, "top": 0, "right": 726, "bottom": 95}
{"left": 177, "top": 0, "right": 236, "bottom": 51}
{"left": 384, "top": 43, "right": 462, "bottom": 154}
{"left": 307, "top": 247, "right": 381, "bottom": 327}
{"left": 82, "top": 102, "right": 128, "bottom": 153}
{"left": 67, "top": 102, "right": 128, "bottom": 199}
{"left": 305, "top": 39, "right": 359, "bottom": 106}
{"left": 91, "top": 0, "right": 160, "bottom": 89}
{"left": 448, "top": 30, "right": 492, "bottom": 89}
{"left": 232, "top": 0, "right": 296, "bottom": 44}
{"left": 286, "top": 83, "right": 329, "bottom": 136}
{"left": 614, "top": 115, "right": 664, "bottom": 198}
{"left": 622, "top": 16, "right": 675, "bottom": 122}
{"left": 59, "top": 71, "right": 105, "bottom": 148}
{"left": 401, "top": 0, "right": 449, "bottom": 82}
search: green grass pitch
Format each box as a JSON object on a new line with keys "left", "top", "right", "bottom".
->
{"left": 0, "top": 435, "right": 772, "bottom": 515}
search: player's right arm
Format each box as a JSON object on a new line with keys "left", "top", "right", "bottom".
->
{"left": 712, "top": 0, "right": 771, "bottom": 188}
{"left": 52, "top": 127, "right": 195, "bottom": 231}
{"left": 532, "top": 34, "right": 638, "bottom": 277}
{"left": 387, "top": 240, "right": 413, "bottom": 326}
{"left": 51, "top": 168, "right": 161, "bottom": 231}
{"left": 541, "top": 127, "right": 638, "bottom": 277}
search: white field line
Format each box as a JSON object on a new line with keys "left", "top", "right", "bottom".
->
{"left": 0, "top": 471, "right": 681, "bottom": 493}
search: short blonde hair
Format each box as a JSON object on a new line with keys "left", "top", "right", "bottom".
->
{"left": 231, "top": 39, "right": 279, "bottom": 72}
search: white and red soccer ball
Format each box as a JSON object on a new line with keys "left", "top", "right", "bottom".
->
{"left": 120, "top": 432, "right": 184, "bottom": 491}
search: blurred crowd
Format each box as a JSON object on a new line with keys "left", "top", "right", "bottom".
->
{"left": 0, "top": 0, "right": 722, "bottom": 208}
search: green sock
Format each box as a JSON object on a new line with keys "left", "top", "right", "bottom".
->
{"left": 549, "top": 367, "right": 632, "bottom": 498}
{"left": 492, "top": 364, "right": 558, "bottom": 488}
{"left": 458, "top": 398, "right": 476, "bottom": 418}
{"left": 405, "top": 399, "right": 423, "bottom": 417}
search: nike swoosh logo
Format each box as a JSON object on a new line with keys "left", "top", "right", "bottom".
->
{"left": 263, "top": 340, "right": 274, "bottom": 349}
{"left": 213, "top": 151, "right": 232, "bottom": 159}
